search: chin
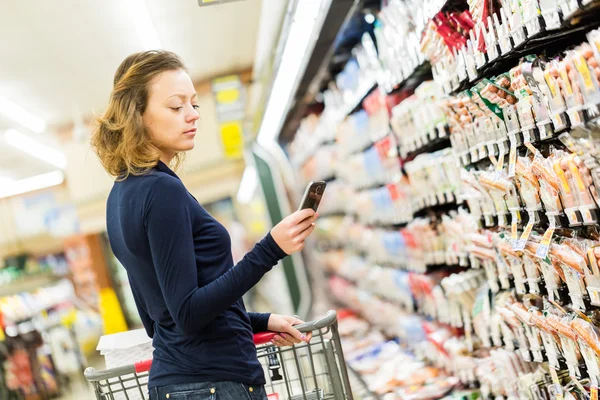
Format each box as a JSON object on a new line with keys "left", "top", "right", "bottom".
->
{"left": 179, "top": 141, "right": 195, "bottom": 152}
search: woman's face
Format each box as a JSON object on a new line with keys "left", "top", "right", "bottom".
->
{"left": 142, "top": 68, "right": 200, "bottom": 163}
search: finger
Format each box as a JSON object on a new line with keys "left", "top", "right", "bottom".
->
{"left": 273, "top": 335, "right": 294, "bottom": 347}
{"left": 296, "top": 223, "right": 316, "bottom": 242}
{"left": 281, "top": 324, "right": 307, "bottom": 343}
{"left": 271, "top": 336, "right": 288, "bottom": 347}
{"left": 293, "top": 217, "right": 316, "bottom": 235}
{"left": 292, "top": 209, "right": 316, "bottom": 224}
{"left": 278, "top": 333, "right": 296, "bottom": 346}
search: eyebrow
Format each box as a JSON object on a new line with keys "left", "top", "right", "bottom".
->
{"left": 167, "top": 93, "right": 198, "bottom": 100}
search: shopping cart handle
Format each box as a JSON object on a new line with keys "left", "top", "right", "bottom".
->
{"left": 254, "top": 332, "right": 278, "bottom": 345}
{"left": 252, "top": 310, "right": 338, "bottom": 345}
{"left": 293, "top": 310, "right": 337, "bottom": 333}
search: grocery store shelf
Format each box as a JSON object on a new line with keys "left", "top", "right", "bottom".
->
{"left": 0, "top": 273, "right": 64, "bottom": 297}
{"left": 412, "top": 198, "right": 465, "bottom": 219}
{"left": 387, "top": 61, "right": 433, "bottom": 95}
{"left": 404, "top": 136, "right": 451, "bottom": 162}
{"left": 345, "top": 81, "right": 378, "bottom": 116}
{"left": 450, "top": 21, "right": 600, "bottom": 95}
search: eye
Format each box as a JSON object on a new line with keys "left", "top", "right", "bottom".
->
{"left": 192, "top": 105, "right": 199, "bottom": 110}
{"left": 170, "top": 107, "right": 183, "bottom": 111}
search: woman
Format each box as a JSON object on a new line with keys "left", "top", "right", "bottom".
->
{"left": 92, "top": 50, "right": 318, "bottom": 400}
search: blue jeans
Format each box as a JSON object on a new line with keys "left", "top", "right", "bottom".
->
{"left": 149, "top": 381, "right": 268, "bottom": 400}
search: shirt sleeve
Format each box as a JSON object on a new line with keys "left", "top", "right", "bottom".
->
{"left": 248, "top": 312, "right": 271, "bottom": 333}
{"left": 144, "top": 176, "right": 287, "bottom": 335}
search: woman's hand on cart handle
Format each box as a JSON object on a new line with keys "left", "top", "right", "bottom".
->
{"left": 270, "top": 209, "right": 318, "bottom": 255}
{"left": 266, "top": 314, "right": 312, "bottom": 347}
{"left": 253, "top": 310, "right": 338, "bottom": 346}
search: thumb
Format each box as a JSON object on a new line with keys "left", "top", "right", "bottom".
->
{"left": 281, "top": 323, "right": 307, "bottom": 343}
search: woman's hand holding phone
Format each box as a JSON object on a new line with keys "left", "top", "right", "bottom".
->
{"left": 270, "top": 209, "right": 318, "bottom": 255}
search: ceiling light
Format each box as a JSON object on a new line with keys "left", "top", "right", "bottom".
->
{"left": 237, "top": 165, "right": 258, "bottom": 204}
{"left": 365, "top": 13, "right": 375, "bottom": 24}
{"left": 0, "top": 96, "right": 46, "bottom": 134}
{"left": 0, "top": 176, "right": 15, "bottom": 186}
{"left": 4, "top": 129, "right": 67, "bottom": 169}
{"left": 128, "top": 0, "right": 161, "bottom": 50}
{"left": 256, "top": 0, "right": 326, "bottom": 147}
{"left": 0, "top": 170, "right": 64, "bottom": 199}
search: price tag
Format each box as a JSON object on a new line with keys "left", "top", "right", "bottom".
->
{"left": 524, "top": 142, "right": 538, "bottom": 154}
{"left": 511, "top": 219, "right": 519, "bottom": 244}
{"left": 495, "top": 152, "right": 505, "bottom": 180}
{"left": 592, "top": 386, "right": 598, "bottom": 400}
{"left": 508, "top": 144, "right": 517, "bottom": 177}
{"left": 497, "top": 139, "right": 507, "bottom": 157}
{"left": 550, "top": 368, "right": 564, "bottom": 399}
{"left": 579, "top": 341, "right": 600, "bottom": 377}
{"left": 514, "top": 221, "right": 534, "bottom": 251}
{"left": 536, "top": 227, "right": 555, "bottom": 259}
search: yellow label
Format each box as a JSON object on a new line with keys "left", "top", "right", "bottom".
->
{"left": 496, "top": 153, "right": 504, "bottom": 172}
{"left": 560, "top": 68, "right": 574, "bottom": 95}
{"left": 545, "top": 71, "right": 558, "bottom": 98}
{"left": 592, "top": 386, "right": 598, "bottom": 400}
{"left": 568, "top": 157, "right": 586, "bottom": 191}
{"left": 574, "top": 55, "right": 594, "bottom": 90}
{"left": 215, "top": 88, "right": 240, "bottom": 104}
{"left": 520, "top": 222, "right": 534, "bottom": 242}
{"left": 61, "top": 309, "right": 77, "bottom": 328}
{"left": 220, "top": 121, "right": 244, "bottom": 159}
{"left": 554, "top": 161, "right": 571, "bottom": 194}
{"left": 511, "top": 220, "right": 518, "bottom": 240}
{"left": 509, "top": 145, "right": 517, "bottom": 175}
{"left": 524, "top": 142, "right": 537, "bottom": 154}
{"left": 0, "top": 328, "right": 5, "bottom": 343}
{"left": 212, "top": 74, "right": 239, "bottom": 84}
{"left": 550, "top": 367, "right": 561, "bottom": 385}
{"left": 541, "top": 228, "right": 555, "bottom": 246}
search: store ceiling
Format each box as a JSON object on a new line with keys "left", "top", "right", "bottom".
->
{"left": 0, "top": 0, "right": 262, "bottom": 181}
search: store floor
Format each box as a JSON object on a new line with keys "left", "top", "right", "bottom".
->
{"left": 58, "top": 354, "right": 104, "bottom": 400}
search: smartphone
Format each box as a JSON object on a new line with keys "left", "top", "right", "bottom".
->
{"left": 298, "top": 181, "right": 327, "bottom": 212}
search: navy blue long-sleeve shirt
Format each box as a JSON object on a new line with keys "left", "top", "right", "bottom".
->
{"left": 106, "top": 161, "right": 287, "bottom": 389}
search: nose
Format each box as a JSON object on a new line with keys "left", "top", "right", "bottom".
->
{"left": 186, "top": 105, "right": 200, "bottom": 123}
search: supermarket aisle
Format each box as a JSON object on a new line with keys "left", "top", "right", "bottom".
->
{"left": 59, "top": 382, "right": 95, "bottom": 400}
{"left": 58, "top": 354, "right": 103, "bottom": 400}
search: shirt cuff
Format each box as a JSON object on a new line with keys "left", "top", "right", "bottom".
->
{"left": 249, "top": 312, "right": 271, "bottom": 333}
{"left": 265, "top": 232, "right": 289, "bottom": 259}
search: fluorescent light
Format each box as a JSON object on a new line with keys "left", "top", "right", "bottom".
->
{"left": 0, "top": 176, "right": 15, "bottom": 186}
{"left": 256, "top": 0, "right": 325, "bottom": 147}
{"left": 0, "top": 96, "right": 46, "bottom": 134}
{"left": 365, "top": 13, "right": 375, "bottom": 24}
{"left": 4, "top": 129, "right": 67, "bottom": 169}
{"left": 237, "top": 165, "right": 258, "bottom": 204}
{"left": 0, "top": 170, "right": 64, "bottom": 199}
{"left": 128, "top": 0, "right": 161, "bottom": 50}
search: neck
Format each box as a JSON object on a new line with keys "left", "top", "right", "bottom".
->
{"left": 159, "top": 152, "right": 174, "bottom": 166}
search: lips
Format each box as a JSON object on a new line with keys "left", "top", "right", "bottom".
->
{"left": 184, "top": 128, "right": 197, "bottom": 135}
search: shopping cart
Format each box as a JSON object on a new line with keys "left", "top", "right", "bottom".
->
{"left": 84, "top": 310, "right": 355, "bottom": 400}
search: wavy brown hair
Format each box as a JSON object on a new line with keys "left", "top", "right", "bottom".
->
{"left": 91, "top": 50, "right": 186, "bottom": 179}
